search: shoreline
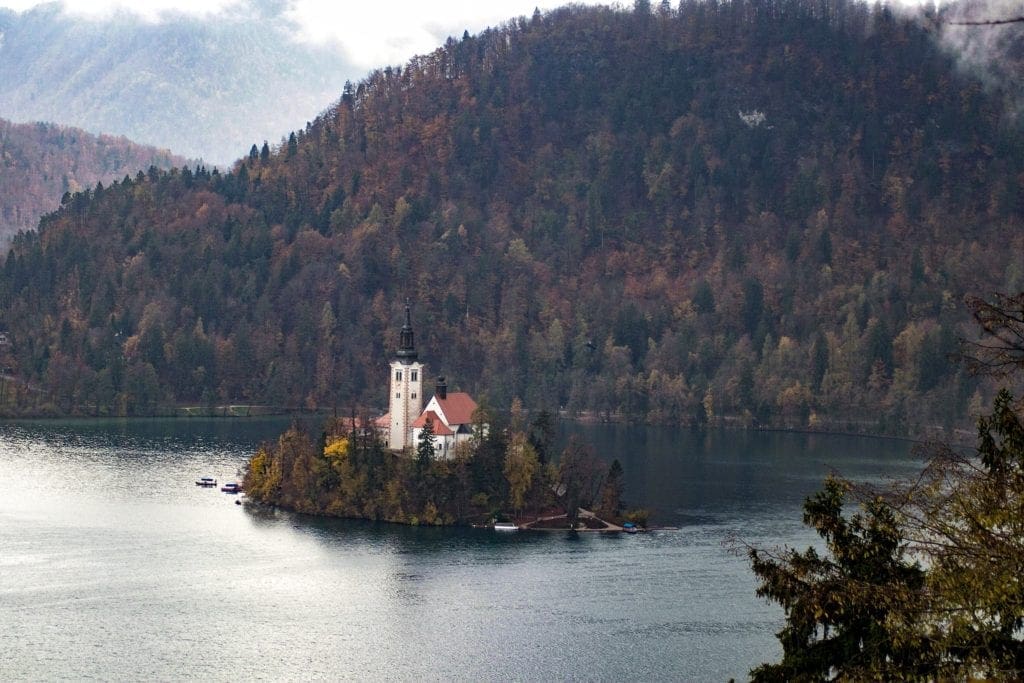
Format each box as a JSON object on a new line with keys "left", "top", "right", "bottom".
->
{"left": 560, "top": 409, "right": 975, "bottom": 447}
{"left": 0, "top": 407, "right": 950, "bottom": 445}
{"left": 250, "top": 500, "right": 664, "bottom": 534}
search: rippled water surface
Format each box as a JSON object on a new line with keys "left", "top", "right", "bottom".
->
{"left": 0, "top": 419, "right": 919, "bottom": 681}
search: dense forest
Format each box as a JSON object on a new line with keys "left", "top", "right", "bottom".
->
{"left": 0, "top": 118, "right": 184, "bottom": 243}
{"left": 1, "top": 0, "right": 1022, "bottom": 434}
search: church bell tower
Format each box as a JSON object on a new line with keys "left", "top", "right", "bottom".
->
{"left": 388, "top": 303, "right": 424, "bottom": 450}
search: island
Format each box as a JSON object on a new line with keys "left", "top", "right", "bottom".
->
{"left": 243, "top": 308, "right": 644, "bottom": 530}
{"left": 240, "top": 301, "right": 643, "bottom": 528}
{"left": 242, "top": 411, "right": 642, "bottom": 530}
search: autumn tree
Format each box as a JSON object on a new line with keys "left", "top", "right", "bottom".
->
{"left": 503, "top": 431, "right": 539, "bottom": 517}
{"left": 527, "top": 409, "right": 556, "bottom": 465}
{"left": 892, "top": 389, "right": 1024, "bottom": 677}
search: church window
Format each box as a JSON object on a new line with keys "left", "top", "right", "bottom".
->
{"left": 395, "top": 392, "right": 401, "bottom": 399}
{"left": 411, "top": 392, "right": 417, "bottom": 399}
{"left": 395, "top": 370, "right": 402, "bottom": 381}
{"left": 411, "top": 370, "right": 418, "bottom": 381}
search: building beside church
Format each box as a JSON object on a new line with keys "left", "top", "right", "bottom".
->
{"left": 411, "top": 377, "right": 479, "bottom": 459}
{"left": 382, "top": 304, "right": 481, "bottom": 458}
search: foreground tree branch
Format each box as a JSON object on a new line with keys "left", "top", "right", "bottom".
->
{"left": 948, "top": 16, "right": 1024, "bottom": 25}
{"left": 962, "top": 293, "right": 1024, "bottom": 377}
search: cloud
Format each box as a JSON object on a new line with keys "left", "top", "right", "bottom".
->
{"left": 0, "top": 1, "right": 609, "bottom": 69}
{"left": 939, "top": 0, "right": 1024, "bottom": 118}
{"left": 13, "top": 0, "right": 250, "bottom": 21}
{"left": 282, "top": 0, "right": 604, "bottom": 69}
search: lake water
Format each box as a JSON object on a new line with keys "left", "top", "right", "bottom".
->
{"left": 0, "top": 418, "right": 921, "bottom": 681}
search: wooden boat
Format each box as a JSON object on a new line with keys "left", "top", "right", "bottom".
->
{"left": 196, "top": 477, "right": 217, "bottom": 487}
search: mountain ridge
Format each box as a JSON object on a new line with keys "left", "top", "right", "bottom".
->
{"left": 0, "top": 116, "right": 186, "bottom": 243}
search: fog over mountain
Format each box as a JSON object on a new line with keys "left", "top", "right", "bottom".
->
{"left": 0, "top": 3, "right": 354, "bottom": 164}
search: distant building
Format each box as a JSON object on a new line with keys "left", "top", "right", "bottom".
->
{"left": 381, "top": 304, "right": 482, "bottom": 458}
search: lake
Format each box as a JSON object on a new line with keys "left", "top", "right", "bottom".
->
{"left": 0, "top": 418, "right": 921, "bottom": 681}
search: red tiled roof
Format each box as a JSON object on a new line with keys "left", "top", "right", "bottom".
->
{"left": 435, "top": 392, "right": 477, "bottom": 426}
{"left": 411, "top": 410, "right": 454, "bottom": 436}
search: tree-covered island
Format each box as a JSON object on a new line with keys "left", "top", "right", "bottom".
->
{"left": 242, "top": 304, "right": 638, "bottom": 528}
{"left": 243, "top": 406, "right": 636, "bottom": 529}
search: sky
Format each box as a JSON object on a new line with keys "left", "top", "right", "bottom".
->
{"left": 0, "top": 0, "right": 971, "bottom": 72}
{"left": 0, "top": 0, "right": 617, "bottom": 71}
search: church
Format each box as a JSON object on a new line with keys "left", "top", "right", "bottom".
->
{"left": 382, "top": 304, "right": 480, "bottom": 458}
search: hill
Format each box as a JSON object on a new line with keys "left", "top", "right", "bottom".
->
{"left": 1, "top": 0, "right": 1021, "bottom": 433}
{"left": 0, "top": 3, "right": 352, "bottom": 165}
{"left": 0, "top": 118, "right": 185, "bottom": 244}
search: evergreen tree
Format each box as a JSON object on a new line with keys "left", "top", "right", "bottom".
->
{"left": 600, "top": 459, "right": 624, "bottom": 516}
{"left": 748, "top": 477, "right": 933, "bottom": 680}
{"left": 527, "top": 409, "right": 556, "bottom": 465}
{"left": 416, "top": 416, "right": 435, "bottom": 468}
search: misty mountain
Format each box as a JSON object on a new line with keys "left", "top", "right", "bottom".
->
{"left": 0, "top": 117, "right": 184, "bottom": 242}
{"left": 0, "top": 3, "right": 352, "bottom": 165}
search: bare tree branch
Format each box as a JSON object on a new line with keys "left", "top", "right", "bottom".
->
{"left": 960, "top": 293, "right": 1024, "bottom": 377}
{"left": 949, "top": 16, "right": 1024, "bottom": 25}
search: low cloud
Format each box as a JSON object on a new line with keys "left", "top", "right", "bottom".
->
{"left": 3, "top": 1, "right": 607, "bottom": 70}
{"left": 939, "top": 0, "right": 1024, "bottom": 119}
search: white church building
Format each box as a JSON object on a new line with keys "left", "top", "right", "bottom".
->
{"left": 410, "top": 377, "right": 478, "bottom": 459}
{"left": 382, "top": 304, "right": 480, "bottom": 458}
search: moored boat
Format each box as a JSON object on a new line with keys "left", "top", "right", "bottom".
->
{"left": 494, "top": 522, "right": 518, "bottom": 532}
{"left": 221, "top": 482, "right": 242, "bottom": 493}
{"left": 196, "top": 477, "right": 217, "bottom": 487}
{"left": 622, "top": 522, "right": 638, "bottom": 534}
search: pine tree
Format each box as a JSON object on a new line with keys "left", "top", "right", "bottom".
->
{"left": 748, "top": 477, "right": 933, "bottom": 680}
{"left": 416, "top": 416, "right": 435, "bottom": 468}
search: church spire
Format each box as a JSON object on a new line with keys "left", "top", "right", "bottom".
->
{"left": 396, "top": 300, "right": 418, "bottom": 363}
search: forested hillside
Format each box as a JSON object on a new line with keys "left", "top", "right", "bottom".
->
{"left": 1, "top": 1, "right": 1021, "bottom": 433}
{"left": 0, "top": 118, "right": 184, "bottom": 244}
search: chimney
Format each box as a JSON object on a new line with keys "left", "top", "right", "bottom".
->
{"left": 436, "top": 376, "right": 447, "bottom": 400}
